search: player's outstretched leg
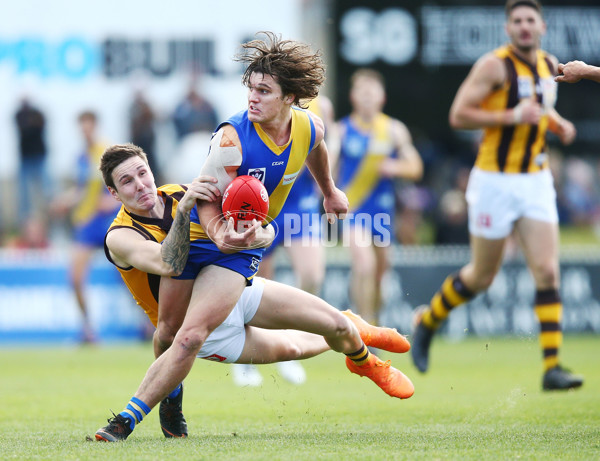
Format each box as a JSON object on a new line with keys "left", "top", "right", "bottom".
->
{"left": 342, "top": 309, "right": 410, "bottom": 353}
{"left": 345, "top": 353, "right": 414, "bottom": 399}
{"left": 95, "top": 413, "right": 133, "bottom": 442}
{"left": 159, "top": 383, "right": 188, "bottom": 438}
{"left": 410, "top": 305, "right": 435, "bottom": 373}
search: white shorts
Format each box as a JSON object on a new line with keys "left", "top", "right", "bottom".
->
{"left": 466, "top": 168, "right": 558, "bottom": 239}
{"left": 196, "top": 277, "right": 265, "bottom": 363}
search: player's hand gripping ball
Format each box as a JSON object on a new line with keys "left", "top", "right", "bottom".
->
{"left": 221, "top": 175, "right": 269, "bottom": 229}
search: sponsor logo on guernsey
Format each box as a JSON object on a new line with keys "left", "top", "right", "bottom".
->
{"left": 272, "top": 161, "right": 284, "bottom": 166}
{"left": 247, "top": 168, "right": 266, "bottom": 183}
{"left": 282, "top": 171, "right": 299, "bottom": 185}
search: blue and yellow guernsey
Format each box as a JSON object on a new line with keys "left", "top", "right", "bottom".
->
{"left": 338, "top": 112, "right": 397, "bottom": 215}
{"left": 285, "top": 98, "right": 322, "bottom": 205}
{"left": 104, "top": 184, "right": 203, "bottom": 326}
{"left": 72, "top": 141, "right": 119, "bottom": 226}
{"left": 190, "top": 106, "right": 316, "bottom": 233}
{"left": 231, "top": 107, "right": 316, "bottom": 222}
{"left": 263, "top": 100, "right": 323, "bottom": 256}
{"left": 182, "top": 107, "right": 316, "bottom": 282}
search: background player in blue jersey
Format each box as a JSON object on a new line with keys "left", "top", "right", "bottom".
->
{"left": 52, "top": 111, "right": 120, "bottom": 343}
{"left": 335, "top": 69, "right": 423, "bottom": 326}
{"left": 233, "top": 95, "right": 335, "bottom": 387}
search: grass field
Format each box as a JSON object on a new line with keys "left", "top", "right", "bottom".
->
{"left": 1, "top": 335, "right": 598, "bottom": 460}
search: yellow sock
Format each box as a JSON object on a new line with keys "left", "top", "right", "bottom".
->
{"left": 345, "top": 344, "right": 370, "bottom": 366}
{"left": 534, "top": 289, "right": 563, "bottom": 371}
{"left": 422, "top": 273, "right": 475, "bottom": 330}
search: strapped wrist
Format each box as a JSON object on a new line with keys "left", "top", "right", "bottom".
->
{"left": 512, "top": 104, "right": 523, "bottom": 124}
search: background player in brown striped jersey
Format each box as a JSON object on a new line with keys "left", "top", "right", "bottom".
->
{"left": 411, "top": 0, "right": 583, "bottom": 391}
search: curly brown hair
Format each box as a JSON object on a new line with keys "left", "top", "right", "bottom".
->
{"left": 235, "top": 31, "right": 325, "bottom": 108}
{"left": 100, "top": 143, "right": 149, "bottom": 190}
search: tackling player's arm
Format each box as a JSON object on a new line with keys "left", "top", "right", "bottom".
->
{"left": 546, "top": 55, "right": 577, "bottom": 146}
{"left": 107, "top": 176, "right": 220, "bottom": 276}
{"left": 305, "top": 111, "right": 349, "bottom": 222}
{"left": 198, "top": 125, "right": 275, "bottom": 253}
{"left": 556, "top": 60, "right": 600, "bottom": 84}
{"left": 379, "top": 119, "right": 423, "bottom": 181}
{"left": 450, "top": 53, "right": 542, "bottom": 129}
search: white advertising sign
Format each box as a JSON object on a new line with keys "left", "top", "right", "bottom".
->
{"left": 0, "top": 0, "right": 301, "bottom": 181}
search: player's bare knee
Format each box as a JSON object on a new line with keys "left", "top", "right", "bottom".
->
{"left": 173, "top": 328, "right": 209, "bottom": 355}
{"left": 155, "top": 326, "right": 175, "bottom": 351}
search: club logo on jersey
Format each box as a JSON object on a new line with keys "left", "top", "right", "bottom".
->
{"left": 517, "top": 77, "right": 534, "bottom": 99}
{"left": 282, "top": 171, "right": 299, "bottom": 186}
{"left": 247, "top": 168, "right": 266, "bottom": 183}
{"left": 250, "top": 257, "right": 261, "bottom": 271}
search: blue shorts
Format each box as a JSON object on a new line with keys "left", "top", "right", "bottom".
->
{"left": 174, "top": 239, "right": 264, "bottom": 285}
{"left": 74, "top": 211, "right": 118, "bottom": 247}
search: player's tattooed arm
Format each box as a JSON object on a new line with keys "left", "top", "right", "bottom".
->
{"left": 160, "top": 207, "right": 191, "bottom": 275}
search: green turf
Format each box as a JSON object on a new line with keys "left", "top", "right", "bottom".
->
{"left": 0, "top": 335, "right": 598, "bottom": 460}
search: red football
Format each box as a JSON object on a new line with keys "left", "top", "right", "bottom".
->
{"left": 221, "top": 175, "right": 269, "bottom": 227}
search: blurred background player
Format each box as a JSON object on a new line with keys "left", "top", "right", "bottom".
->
{"left": 411, "top": 0, "right": 584, "bottom": 391}
{"left": 334, "top": 69, "right": 423, "bottom": 326}
{"left": 172, "top": 79, "right": 218, "bottom": 141}
{"left": 129, "top": 90, "right": 162, "bottom": 185}
{"left": 14, "top": 97, "right": 51, "bottom": 227}
{"left": 232, "top": 95, "right": 335, "bottom": 387}
{"left": 51, "top": 111, "right": 120, "bottom": 343}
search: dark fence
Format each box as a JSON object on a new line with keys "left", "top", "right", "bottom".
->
{"left": 274, "top": 246, "right": 600, "bottom": 337}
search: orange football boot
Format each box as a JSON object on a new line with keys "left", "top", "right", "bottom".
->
{"left": 346, "top": 354, "right": 414, "bottom": 399}
{"left": 342, "top": 310, "right": 410, "bottom": 353}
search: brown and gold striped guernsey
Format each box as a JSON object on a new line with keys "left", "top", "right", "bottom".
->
{"left": 103, "top": 184, "right": 202, "bottom": 327}
{"left": 475, "top": 45, "right": 557, "bottom": 174}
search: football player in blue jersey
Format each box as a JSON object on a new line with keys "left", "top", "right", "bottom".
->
{"left": 335, "top": 69, "right": 423, "bottom": 326}
{"left": 232, "top": 95, "right": 336, "bottom": 387}
{"left": 95, "top": 33, "right": 415, "bottom": 442}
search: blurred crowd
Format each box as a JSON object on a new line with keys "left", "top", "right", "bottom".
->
{"left": 2, "top": 81, "right": 600, "bottom": 251}
{"left": 1, "top": 79, "right": 219, "bottom": 250}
